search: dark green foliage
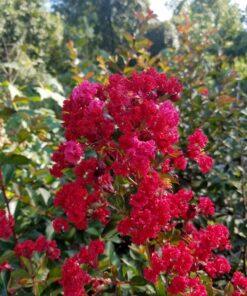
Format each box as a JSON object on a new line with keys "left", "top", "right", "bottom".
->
{"left": 52, "top": 0, "right": 149, "bottom": 55}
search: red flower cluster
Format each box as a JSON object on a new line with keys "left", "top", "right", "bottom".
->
{"left": 54, "top": 180, "right": 109, "bottom": 230}
{"left": 61, "top": 239, "right": 104, "bottom": 296}
{"left": 0, "top": 209, "right": 14, "bottom": 240}
{"left": 204, "top": 256, "right": 231, "bottom": 278}
{"left": 144, "top": 243, "right": 194, "bottom": 283}
{"left": 144, "top": 223, "right": 232, "bottom": 284}
{"left": 14, "top": 235, "right": 60, "bottom": 260}
{"left": 51, "top": 69, "right": 237, "bottom": 295}
{"left": 52, "top": 217, "right": 69, "bottom": 233}
{"left": 198, "top": 196, "right": 215, "bottom": 216}
{"left": 187, "top": 224, "right": 231, "bottom": 267}
{"left": 77, "top": 239, "right": 105, "bottom": 268}
{"left": 168, "top": 276, "right": 207, "bottom": 296}
{"left": 63, "top": 81, "right": 114, "bottom": 146}
{"left": 232, "top": 271, "right": 247, "bottom": 296}
{"left": 54, "top": 182, "right": 88, "bottom": 230}
{"left": 188, "top": 128, "right": 214, "bottom": 173}
{"left": 61, "top": 257, "right": 91, "bottom": 296}
{"left": 51, "top": 140, "right": 84, "bottom": 177}
{"left": 118, "top": 172, "right": 171, "bottom": 244}
{"left": 0, "top": 261, "right": 12, "bottom": 272}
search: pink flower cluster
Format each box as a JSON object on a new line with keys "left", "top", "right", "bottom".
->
{"left": 0, "top": 209, "right": 14, "bottom": 240}
{"left": 50, "top": 69, "right": 241, "bottom": 295}
{"left": 14, "top": 235, "right": 60, "bottom": 261}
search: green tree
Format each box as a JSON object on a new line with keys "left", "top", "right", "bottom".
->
{"left": 52, "top": 0, "right": 149, "bottom": 56}
{"left": 0, "top": 0, "right": 64, "bottom": 89}
{"left": 167, "top": 0, "right": 247, "bottom": 58}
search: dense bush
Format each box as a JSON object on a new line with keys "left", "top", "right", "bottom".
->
{"left": 0, "top": 0, "right": 246, "bottom": 295}
{"left": 1, "top": 69, "right": 246, "bottom": 295}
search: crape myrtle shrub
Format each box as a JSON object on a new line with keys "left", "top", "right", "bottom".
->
{"left": 0, "top": 69, "right": 246, "bottom": 295}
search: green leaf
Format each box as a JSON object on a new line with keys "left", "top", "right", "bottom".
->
{"left": 130, "top": 276, "right": 147, "bottom": 286}
{"left": 13, "top": 97, "right": 30, "bottom": 104}
{"left": 46, "top": 267, "right": 61, "bottom": 286}
{"left": 155, "top": 277, "right": 167, "bottom": 296}
{"left": 8, "top": 83, "right": 23, "bottom": 99}
{"left": 106, "top": 242, "right": 120, "bottom": 266}
{"left": 37, "top": 188, "right": 50, "bottom": 205}
{"left": 35, "top": 87, "right": 65, "bottom": 107}
{"left": 0, "top": 154, "right": 31, "bottom": 166}
{"left": 8, "top": 269, "right": 31, "bottom": 290}
{"left": 200, "top": 273, "right": 214, "bottom": 296}
{"left": 0, "top": 108, "right": 16, "bottom": 119}
{"left": 1, "top": 165, "right": 15, "bottom": 185}
{"left": 135, "top": 38, "right": 152, "bottom": 50}
{"left": 0, "top": 272, "right": 8, "bottom": 296}
{"left": 224, "top": 282, "right": 234, "bottom": 296}
{"left": 20, "top": 257, "right": 33, "bottom": 276}
{"left": 123, "top": 32, "right": 134, "bottom": 43}
{"left": 0, "top": 250, "right": 15, "bottom": 264}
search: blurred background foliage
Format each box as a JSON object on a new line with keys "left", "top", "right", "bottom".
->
{"left": 0, "top": 0, "right": 246, "bottom": 293}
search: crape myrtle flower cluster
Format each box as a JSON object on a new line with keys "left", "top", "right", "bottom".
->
{"left": 48, "top": 69, "right": 247, "bottom": 295}
{"left": 61, "top": 239, "right": 105, "bottom": 296}
{"left": 0, "top": 209, "right": 14, "bottom": 240}
{"left": 232, "top": 271, "right": 247, "bottom": 296}
{"left": 14, "top": 235, "right": 61, "bottom": 261}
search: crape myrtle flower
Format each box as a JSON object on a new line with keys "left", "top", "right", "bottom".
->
{"left": 50, "top": 69, "right": 236, "bottom": 295}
